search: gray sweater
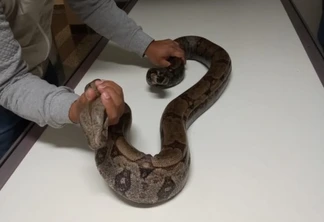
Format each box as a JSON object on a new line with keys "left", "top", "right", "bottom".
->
{"left": 0, "top": 0, "right": 153, "bottom": 128}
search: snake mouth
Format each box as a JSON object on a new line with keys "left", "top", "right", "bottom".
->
{"left": 149, "top": 72, "right": 168, "bottom": 86}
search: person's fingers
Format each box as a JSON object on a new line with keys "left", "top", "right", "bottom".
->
{"left": 68, "top": 89, "right": 96, "bottom": 124}
{"left": 102, "top": 87, "right": 123, "bottom": 110}
{"left": 172, "top": 48, "right": 185, "bottom": 58}
{"left": 96, "top": 80, "right": 121, "bottom": 94}
{"left": 155, "top": 46, "right": 185, "bottom": 67}
{"left": 159, "top": 59, "right": 171, "bottom": 67}
{"left": 169, "top": 46, "right": 186, "bottom": 64}
{"left": 171, "top": 40, "right": 180, "bottom": 48}
{"left": 96, "top": 80, "right": 123, "bottom": 98}
{"left": 144, "top": 39, "right": 186, "bottom": 67}
{"left": 76, "top": 87, "right": 96, "bottom": 109}
{"left": 84, "top": 87, "right": 97, "bottom": 100}
{"left": 101, "top": 92, "right": 119, "bottom": 125}
{"left": 70, "top": 79, "right": 125, "bottom": 125}
{"left": 99, "top": 85, "right": 124, "bottom": 125}
{"left": 164, "top": 40, "right": 185, "bottom": 57}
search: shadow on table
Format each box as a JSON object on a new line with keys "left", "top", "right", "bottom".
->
{"left": 37, "top": 124, "right": 90, "bottom": 151}
{"left": 37, "top": 122, "right": 141, "bottom": 153}
{"left": 96, "top": 42, "right": 154, "bottom": 68}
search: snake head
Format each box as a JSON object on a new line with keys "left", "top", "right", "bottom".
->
{"left": 146, "top": 67, "right": 171, "bottom": 87}
{"left": 146, "top": 57, "right": 185, "bottom": 89}
{"left": 79, "top": 79, "right": 109, "bottom": 151}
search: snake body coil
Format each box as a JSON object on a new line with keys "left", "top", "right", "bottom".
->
{"left": 79, "top": 36, "right": 232, "bottom": 205}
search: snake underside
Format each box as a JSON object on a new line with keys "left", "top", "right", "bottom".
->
{"left": 79, "top": 35, "right": 232, "bottom": 205}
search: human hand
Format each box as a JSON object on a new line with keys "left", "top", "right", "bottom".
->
{"left": 144, "top": 39, "right": 186, "bottom": 67}
{"left": 69, "top": 79, "right": 125, "bottom": 126}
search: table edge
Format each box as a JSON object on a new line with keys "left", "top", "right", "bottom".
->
{"left": 281, "top": 0, "right": 324, "bottom": 85}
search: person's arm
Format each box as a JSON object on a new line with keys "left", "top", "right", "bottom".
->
{"left": 0, "top": 4, "right": 79, "bottom": 128}
{"left": 66, "top": 0, "right": 154, "bottom": 57}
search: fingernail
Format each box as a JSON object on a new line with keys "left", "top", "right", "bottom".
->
{"left": 98, "top": 84, "right": 106, "bottom": 89}
{"left": 95, "top": 79, "right": 103, "bottom": 85}
{"left": 103, "top": 92, "right": 110, "bottom": 99}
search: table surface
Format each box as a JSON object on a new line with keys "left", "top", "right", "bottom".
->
{"left": 1, "top": 0, "right": 324, "bottom": 221}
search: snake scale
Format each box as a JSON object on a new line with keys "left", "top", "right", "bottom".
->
{"left": 79, "top": 36, "right": 232, "bottom": 205}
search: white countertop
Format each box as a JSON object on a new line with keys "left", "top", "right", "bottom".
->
{"left": 1, "top": 0, "right": 324, "bottom": 221}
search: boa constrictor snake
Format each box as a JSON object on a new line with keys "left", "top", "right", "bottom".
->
{"left": 79, "top": 36, "right": 232, "bottom": 205}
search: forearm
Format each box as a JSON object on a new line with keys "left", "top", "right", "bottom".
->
{"left": 0, "top": 5, "right": 79, "bottom": 128}
{"left": 66, "top": 0, "right": 154, "bottom": 56}
{"left": 1, "top": 76, "right": 79, "bottom": 128}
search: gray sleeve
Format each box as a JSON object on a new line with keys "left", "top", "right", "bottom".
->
{"left": 66, "top": 0, "right": 154, "bottom": 56}
{"left": 0, "top": 4, "right": 79, "bottom": 128}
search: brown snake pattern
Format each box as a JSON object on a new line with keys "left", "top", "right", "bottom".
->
{"left": 79, "top": 36, "right": 232, "bottom": 205}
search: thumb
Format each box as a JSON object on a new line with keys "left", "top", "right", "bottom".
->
{"left": 79, "top": 87, "right": 97, "bottom": 106}
{"left": 68, "top": 88, "right": 99, "bottom": 123}
{"left": 159, "top": 59, "right": 171, "bottom": 67}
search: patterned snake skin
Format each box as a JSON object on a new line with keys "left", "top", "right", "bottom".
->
{"left": 79, "top": 36, "right": 232, "bottom": 205}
